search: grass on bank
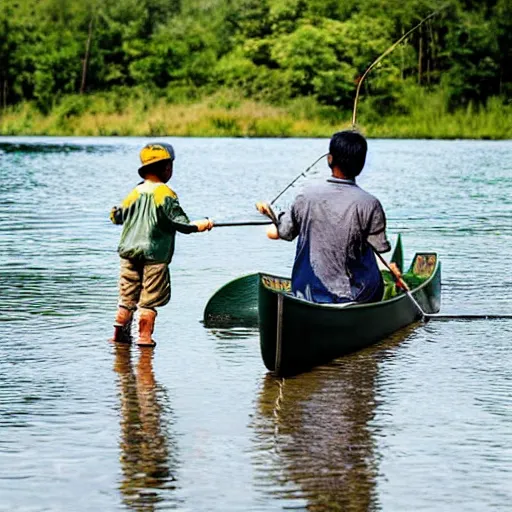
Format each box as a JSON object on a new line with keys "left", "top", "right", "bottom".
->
{"left": 0, "top": 88, "right": 511, "bottom": 139}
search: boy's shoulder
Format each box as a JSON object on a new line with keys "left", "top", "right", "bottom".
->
{"left": 122, "top": 182, "right": 178, "bottom": 209}
{"left": 152, "top": 183, "right": 178, "bottom": 206}
{"left": 136, "top": 181, "right": 175, "bottom": 196}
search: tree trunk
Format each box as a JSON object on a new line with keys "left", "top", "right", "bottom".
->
{"left": 2, "top": 80, "right": 6, "bottom": 110}
{"left": 400, "top": 27, "right": 405, "bottom": 80}
{"left": 418, "top": 29, "right": 423, "bottom": 85}
{"left": 428, "top": 21, "right": 436, "bottom": 77}
{"left": 80, "top": 15, "right": 94, "bottom": 94}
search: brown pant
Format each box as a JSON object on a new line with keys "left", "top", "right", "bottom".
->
{"left": 118, "top": 258, "right": 170, "bottom": 311}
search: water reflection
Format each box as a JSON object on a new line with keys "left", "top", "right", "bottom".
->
{"left": 113, "top": 345, "right": 179, "bottom": 510}
{"left": 252, "top": 327, "right": 416, "bottom": 512}
{"left": 1, "top": 138, "right": 511, "bottom": 511}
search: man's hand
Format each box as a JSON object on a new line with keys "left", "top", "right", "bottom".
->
{"left": 266, "top": 225, "right": 279, "bottom": 240}
{"left": 388, "top": 262, "right": 402, "bottom": 280}
{"left": 256, "top": 201, "right": 278, "bottom": 224}
{"left": 256, "top": 201, "right": 272, "bottom": 217}
{"left": 192, "top": 218, "right": 214, "bottom": 232}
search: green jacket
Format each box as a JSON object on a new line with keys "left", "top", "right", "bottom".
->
{"left": 110, "top": 181, "right": 198, "bottom": 263}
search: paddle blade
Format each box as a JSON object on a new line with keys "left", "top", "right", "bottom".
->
{"left": 203, "top": 273, "right": 260, "bottom": 328}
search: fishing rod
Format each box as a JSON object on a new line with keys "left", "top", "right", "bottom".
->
{"left": 216, "top": 6, "right": 448, "bottom": 224}
{"left": 213, "top": 220, "right": 272, "bottom": 227}
{"left": 373, "top": 249, "right": 427, "bottom": 318}
{"left": 212, "top": 153, "right": 326, "bottom": 227}
{"left": 352, "top": 7, "right": 447, "bottom": 127}
{"left": 267, "top": 6, "right": 448, "bottom": 208}
{"left": 269, "top": 153, "right": 328, "bottom": 206}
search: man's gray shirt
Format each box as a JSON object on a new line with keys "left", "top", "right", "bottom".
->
{"left": 277, "top": 177, "right": 391, "bottom": 303}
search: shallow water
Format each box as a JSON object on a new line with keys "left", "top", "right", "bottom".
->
{"left": 0, "top": 137, "right": 511, "bottom": 511}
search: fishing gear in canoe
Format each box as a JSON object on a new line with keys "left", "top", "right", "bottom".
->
{"left": 374, "top": 249, "right": 512, "bottom": 321}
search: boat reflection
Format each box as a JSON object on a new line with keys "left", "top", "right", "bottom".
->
{"left": 206, "top": 327, "right": 259, "bottom": 340}
{"left": 113, "top": 345, "right": 179, "bottom": 511}
{"left": 252, "top": 326, "right": 417, "bottom": 511}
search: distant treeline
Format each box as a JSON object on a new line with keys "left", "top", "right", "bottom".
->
{"left": 0, "top": 0, "right": 511, "bottom": 129}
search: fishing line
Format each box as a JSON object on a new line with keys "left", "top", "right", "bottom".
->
{"left": 270, "top": 5, "right": 448, "bottom": 208}
{"left": 352, "top": 5, "right": 448, "bottom": 128}
{"left": 270, "top": 153, "right": 328, "bottom": 206}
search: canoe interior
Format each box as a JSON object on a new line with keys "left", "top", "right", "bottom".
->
{"left": 259, "top": 252, "right": 441, "bottom": 376}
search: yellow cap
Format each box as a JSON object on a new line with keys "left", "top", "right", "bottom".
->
{"left": 139, "top": 143, "right": 175, "bottom": 169}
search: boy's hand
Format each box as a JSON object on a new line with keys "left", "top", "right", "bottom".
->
{"left": 192, "top": 218, "right": 214, "bottom": 232}
{"left": 110, "top": 206, "right": 122, "bottom": 225}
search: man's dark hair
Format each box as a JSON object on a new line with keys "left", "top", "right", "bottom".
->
{"left": 329, "top": 130, "right": 368, "bottom": 178}
{"left": 138, "top": 159, "right": 171, "bottom": 179}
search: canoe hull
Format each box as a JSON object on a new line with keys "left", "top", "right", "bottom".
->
{"left": 259, "top": 253, "right": 441, "bottom": 376}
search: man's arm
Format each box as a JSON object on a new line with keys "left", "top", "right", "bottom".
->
{"left": 276, "top": 207, "right": 299, "bottom": 241}
{"left": 256, "top": 198, "right": 301, "bottom": 241}
{"left": 367, "top": 199, "right": 391, "bottom": 253}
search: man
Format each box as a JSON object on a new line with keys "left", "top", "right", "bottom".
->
{"left": 257, "top": 130, "right": 397, "bottom": 304}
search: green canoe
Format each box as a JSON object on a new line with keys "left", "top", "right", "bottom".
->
{"left": 203, "top": 235, "right": 405, "bottom": 328}
{"left": 259, "top": 251, "right": 440, "bottom": 376}
{"left": 203, "top": 236, "right": 441, "bottom": 376}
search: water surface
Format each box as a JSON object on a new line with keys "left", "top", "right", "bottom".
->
{"left": 0, "top": 137, "right": 511, "bottom": 511}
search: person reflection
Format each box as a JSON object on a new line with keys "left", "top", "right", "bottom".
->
{"left": 253, "top": 328, "right": 412, "bottom": 512}
{"left": 114, "top": 345, "right": 178, "bottom": 510}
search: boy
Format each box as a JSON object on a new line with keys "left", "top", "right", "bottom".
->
{"left": 257, "top": 130, "right": 397, "bottom": 304}
{"left": 110, "top": 142, "right": 213, "bottom": 346}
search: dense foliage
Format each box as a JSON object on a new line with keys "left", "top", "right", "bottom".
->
{"left": 0, "top": 0, "right": 511, "bottom": 121}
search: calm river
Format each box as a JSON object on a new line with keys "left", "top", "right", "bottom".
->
{"left": 0, "top": 137, "right": 511, "bottom": 511}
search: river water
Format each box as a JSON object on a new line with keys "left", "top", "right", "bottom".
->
{"left": 0, "top": 137, "right": 510, "bottom": 511}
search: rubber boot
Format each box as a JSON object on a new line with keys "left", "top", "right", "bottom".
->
{"left": 110, "top": 306, "right": 133, "bottom": 344}
{"left": 137, "top": 308, "right": 157, "bottom": 347}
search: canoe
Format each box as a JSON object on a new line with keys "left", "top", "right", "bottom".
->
{"left": 203, "top": 235, "right": 440, "bottom": 376}
{"left": 259, "top": 251, "right": 440, "bottom": 376}
{"left": 203, "top": 235, "right": 405, "bottom": 328}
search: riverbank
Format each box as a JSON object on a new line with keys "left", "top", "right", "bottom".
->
{"left": 1, "top": 90, "right": 511, "bottom": 139}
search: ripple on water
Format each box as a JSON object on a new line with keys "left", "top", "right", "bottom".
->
{"left": 0, "top": 138, "right": 511, "bottom": 511}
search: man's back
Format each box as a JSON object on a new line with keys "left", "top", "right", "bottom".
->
{"left": 278, "top": 177, "right": 390, "bottom": 303}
